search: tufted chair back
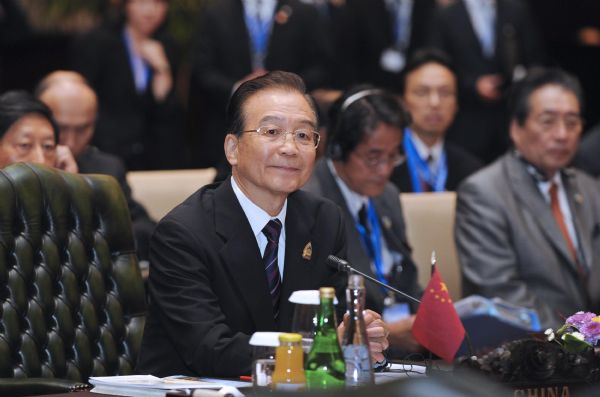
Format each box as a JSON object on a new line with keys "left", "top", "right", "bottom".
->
{"left": 0, "top": 163, "right": 146, "bottom": 389}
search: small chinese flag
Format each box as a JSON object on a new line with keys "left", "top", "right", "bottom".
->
{"left": 412, "top": 266, "right": 465, "bottom": 363}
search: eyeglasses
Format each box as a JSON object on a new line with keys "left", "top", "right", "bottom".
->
{"left": 353, "top": 150, "right": 405, "bottom": 169}
{"left": 242, "top": 126, "right": 321, "bottom": 148}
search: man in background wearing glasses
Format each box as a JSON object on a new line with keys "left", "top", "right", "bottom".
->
{"left": 303, "top": 85, "right": 423, "bottom": 358}
{"left": 137, "top": 71, "right": 388, "bottom": 377}
{"left": 456, "top": 67, "right": 600, "bottom": 330}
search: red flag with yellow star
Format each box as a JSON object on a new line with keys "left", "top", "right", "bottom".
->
{"left": 412, "top": 267, "right": 465, "bottom": 363}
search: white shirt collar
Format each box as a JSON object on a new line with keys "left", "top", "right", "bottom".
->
{"left": 327, "top": 159, "right": 368, "bottom": 220}
{"left": 408, "top": 129, "right": 444, "bottom": 167}
{"left": 231, "top": 176, "right": 287, "bottom": 239}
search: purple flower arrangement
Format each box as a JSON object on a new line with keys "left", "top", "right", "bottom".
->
{"left": 545, "top": 311, "right": 600, "bottom": 352}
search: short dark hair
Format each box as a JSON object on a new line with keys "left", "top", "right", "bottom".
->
{"left": 226, "top": 71, "right": 317, "bottom": 135}
{"left": 0, "top": 90, "right": 59, "bottom": 140}
{"left": 401, "top": 48, "right": 457, "bottom": 95}
{"left": 327, "top": 85, "right": 409, "bottom": 161}
{"left": 509, "top": 67, "right": 584, "bottom": 126}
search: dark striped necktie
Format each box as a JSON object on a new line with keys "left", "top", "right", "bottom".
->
{"left": 262, "top": 219, "right": 282, "bottom": 318}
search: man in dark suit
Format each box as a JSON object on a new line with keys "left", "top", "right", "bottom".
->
{"left": 304, "top": 86, "right": 422, "bottom": 356}
{"left": 573, "top": 123, "right": 600, "bottom": 178}
{"left": 338, "top": 0, "right": 436, "bottom": 91}
{"left": 188, "top": 0, "right": 330, "bottom": 168}
{"left": 429, "top": 0, "right": 545, "bottom": 163}
{"left": 36, "top": 71, "right": 156, "bottom": 261}
{"left": 137, "top": 71, "right": 388, "bottom": 377}
{"left": 456, "top": 68, "right": 600, "bottom": 329}
{"left": 390, "top": 49, "right": 482, "bottom": 192}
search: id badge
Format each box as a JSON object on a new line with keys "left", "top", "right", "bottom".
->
{"left": 380, "top": 47, "right": 406, "bottom": 73}
{"left": 383, "top": 302, "right": 410, "bottom": 323}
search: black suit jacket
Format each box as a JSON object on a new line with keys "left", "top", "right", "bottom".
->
{"left": 303, "top": 160, "right": 421, "bottom": 314}
{"left": 573, "top": 124, "right": 600, "bottom": 178}
{"left": 331, "top": 0, "right": 435, "bottom": 90}
{"left": 390, "top": 141, "right": 483, "bottom": 192}
{"left": 137, "top": 178, "right": 347, "bottom": 377}
{"left": 77, "top": 146, "right": 156, "bottom": 260}
{"left": 188, "top": 0, "right": 329, "bottom": 167}
{"left": 70, "top": 25, "right": 183, "bottom": 170}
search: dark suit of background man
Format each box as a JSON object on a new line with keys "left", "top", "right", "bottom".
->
{"left": 137, "top": 71, "right": 388, "bottom": 377}
{"left": 339, "top": 0, "right": 436, "bottom": 91}
{"left": 188, "top": 0, "right": 330, "bottom": 168}
{"left": 391, "top": 49, "right": 482, "bottom": 193}
{"left": 304, "top": 86, "right": 422, "bottom": 357}
{"left": 455, "top": 68, "right": 600, "bottom": 329}
{"left": 429, "top": 0, "right": 545, "bottom": 163}
{"left": 36, "top": 71, "right": 156, "bottom": 261}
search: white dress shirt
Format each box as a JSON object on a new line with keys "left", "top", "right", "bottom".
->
{"left": 231, "top": 176, "right": 288, "bottom": 278}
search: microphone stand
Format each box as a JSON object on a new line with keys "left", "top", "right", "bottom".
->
{"left": 326, "top": 255, "right": 420, "bottom": 304}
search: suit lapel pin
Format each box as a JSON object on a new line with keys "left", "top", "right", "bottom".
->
{"left": 302, "top": 241, "right": 312, "bottom": 260}
{"left": 275, "top": 5, "right": 292, "bottom": 25}
{"left": 381, "top": 216, "right": 392, "bottom": 230}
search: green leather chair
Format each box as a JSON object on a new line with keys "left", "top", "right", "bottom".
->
{"left": 0, "top": 163, "right": 146, "bottom": 396}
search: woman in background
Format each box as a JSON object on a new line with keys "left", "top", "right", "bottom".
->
{"left": 71, "top": 0, "right": 182, "bottom": 170}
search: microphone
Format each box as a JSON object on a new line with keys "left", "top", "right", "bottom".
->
{"left": 326, "top": 255, "right": 420, "bottom": 304}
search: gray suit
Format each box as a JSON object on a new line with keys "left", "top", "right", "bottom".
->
{"left": 456, "top": 152, "right": 600, "bottom": 328}
{"left": 303, "top": 160, "right": 421, "bottom": 314}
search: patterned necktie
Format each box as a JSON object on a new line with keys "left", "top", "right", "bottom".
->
{"left": 262, "top": 219, "right": 283, "bottom": 318}
{"left": 549, "top": 183, "right": 587, "bottom": 282}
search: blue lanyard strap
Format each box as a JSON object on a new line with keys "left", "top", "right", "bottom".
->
{"left": 244, "top": 9, "right": 273, "bottom": 69}
{"left": 356, "top": 199, "right": 387, "bottom": 289}
{"left": 404, "top": 129, "right": 448, "bottom": 192}
{"left": 122, "top": 29, "right": 151, "bottom": 93}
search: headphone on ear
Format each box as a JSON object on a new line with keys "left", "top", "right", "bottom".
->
{"left": 328, "top": 89, "right": 385, "bottom": 161}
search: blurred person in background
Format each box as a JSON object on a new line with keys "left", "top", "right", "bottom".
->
{"left": 36, "top": 70, "right": 156, "bottom": 262}
{"left": 70, "top": 0, "right": 183, "bottom": 170}
{"left": 187, "top": 0, "right": 330, "bottom": 169}
{"left": 0, "top": 90, "right": 77, "bottom": 172}
{"left": 429, "top": 0, "right": 545, "bottom": 163}
{"left": 391, "top": 49, "right": 482, "bottom": 192}
{"left": 303, "top": 85, "right": 423, "bottom": 357}
{"left": 455, "top": 68, "right": 600, "bottom": 329}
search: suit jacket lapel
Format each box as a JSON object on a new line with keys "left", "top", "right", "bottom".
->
{"left": 235, "top": 0, "right": 254, "bottom": 72}
{"left": 563, "top": 169, "right": 593, "bottom": 273}
{"left": 456, "top": 0, "right": 487, "bottom": 58}
{"left": 505, "top": 154, "right": 581, "bottom": 274}
{"left": 313, "top": 161, "right": 386, "bottom": 303}
{"left": 215, "top": 179, "right": 276, "bottom": 331}
{"left": 278, "top": 191, "right": 316, "bottom": 331}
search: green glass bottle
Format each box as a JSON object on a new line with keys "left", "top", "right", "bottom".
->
{"left": 305, "top": 287, "right": 346, "bottom": 390}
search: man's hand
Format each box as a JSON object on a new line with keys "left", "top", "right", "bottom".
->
{"left": 476, "top": 74, "right": 503, "bottom": 102}
{"left": 55, "top": 145, "right": 78, "bottom": 173}
{"left": 387, "top": 315, "right": 422, "bottom": 353}
{"left": 337, "top": 309, "right": 390, "bottom": 363}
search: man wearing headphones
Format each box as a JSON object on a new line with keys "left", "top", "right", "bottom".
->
{"left": 304, "top": 86, "right": 423, "bottom": 356}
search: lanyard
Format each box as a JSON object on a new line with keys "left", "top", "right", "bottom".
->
{"left": 244, "top": 8, "right": 273, "bottom": 70}
{"left": 404, "top": 129, "right": 448, "bottom": 193}
{"left": 122, "top": 29, "right": 151, "bottom": 93}
{"left": 356, "top": 199, "right": 387, "bottom": 289}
